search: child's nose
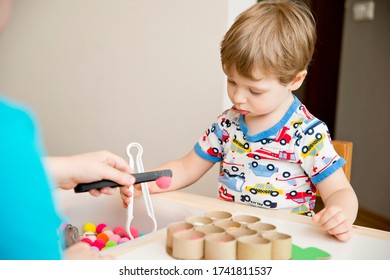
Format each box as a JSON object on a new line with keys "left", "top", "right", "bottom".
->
{"left": 231, "top": 88, "right": 247, "bottom": 104}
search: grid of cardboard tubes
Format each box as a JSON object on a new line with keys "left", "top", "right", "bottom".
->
{"left": 166, "top": 210, "right": 292, "bottom": 260}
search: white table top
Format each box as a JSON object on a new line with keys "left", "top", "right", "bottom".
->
{"left": 102, "top": 191, "right": 390, "bottom": 260}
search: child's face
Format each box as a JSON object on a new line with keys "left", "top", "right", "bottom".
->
{"left": 226, "top": 68, "right": 293, "bottom": 118}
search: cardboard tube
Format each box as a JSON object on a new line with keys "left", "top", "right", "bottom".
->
{"left": 226, "top": 227, "right": 257, "bottom": 238}
{"left": 205, "top": 210, "right": 232, "bottom": 221}
{"left": 204, "top": 233, "right": 236, "bottom": 260}
{"left": 237, "top": 235, "right": 272, "bottom": 260}
{"left": 262, "top": 231, "right": 292, "bottom": 260}
{"left": 185, "top": 216, "right": 213, "bottom": 227}
{"left": 247, "top": 222, "right": 276, "bottom": 234}
{"left": 197, "top": 224, "right": 225, "bottom": 235}
{"left": 172, "top": 229, "right": 205, "bottom": 260}
{"left": 213, "top": 219, "right": 241, "bottom": 230}
{"left": 232, "top": 214, "right": 261, "bottom": 226}
{"left": 166, "top": 221, "right": 193, "bottom": 249}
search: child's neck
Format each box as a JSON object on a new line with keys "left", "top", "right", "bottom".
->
{"left": 244, "top": 94, "right": 294, "bottom": 135}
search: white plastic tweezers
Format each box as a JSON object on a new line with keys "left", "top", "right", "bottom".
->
{"left": 125, "top": 142, "right": 157, "bottom": 239}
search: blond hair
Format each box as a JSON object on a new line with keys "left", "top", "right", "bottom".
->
{"left": 221, "top": 0, "right": 316, "bottom": 85}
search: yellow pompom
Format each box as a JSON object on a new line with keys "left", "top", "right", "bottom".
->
{"left": 84, "top": 222, "right": 96, "bottom": 233}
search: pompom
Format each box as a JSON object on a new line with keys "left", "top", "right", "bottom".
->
{"left": 105, "top": 240, "right": 117, "bottom": 248}
{"left": 155, "top": 176, "right": 172, "bottom": 189}
{"left": 102, "top": 229, "right": 114, "bottom": 237}
{"left": 80, "top": 237, "right": 93, "bottom": 246}
{"left": 83, "top": 222, "right": 96, "bottom": 233}
{"left": 96, "top": 223, "right": 107, "bottom": 234}
{"left": 130, "top": 227, "right": 140, "bottom": 238}
{"left": 115, "top": 230, "right": 127, "bottom": 238}
{"left": 92, "top": 239, "right": 105, "bottom": 250}
{"left": 109, "top": 234, "right": 121, "bottom": 243}
{"left": 113, "top": 226, "right": 125, "bottom": 234}
{"left": 96, "top": 232, "right": 109, "bottom": 243}
{"left": 118, "top": 237, "right": 130, "bottom": 244}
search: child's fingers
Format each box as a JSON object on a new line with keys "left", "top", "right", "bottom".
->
{"left": 313, "top": 207, "right": 353, "bottom": 241}
{"left": 119, "top": 186, "right": 134, "bottom": 208}
{"left": 312, "top": 208, "right": 325, "bottom": 224}
{"left": 119, "top": 186, "right": 133, "bottom": 197}
{"left": 334, "top": 230, "right": 353, "bottom": 241}
{"left": 313, "top": 207, "right": 343, "bottom": 230}
{"left": 327, "top": 219, "right": 352, "bottom": 235}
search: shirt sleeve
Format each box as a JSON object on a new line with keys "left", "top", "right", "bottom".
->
{"left": 297, "top": 119, "right": 346, "bottom": 184}
{"left": 0, "top": 100, "right": 64, "bottom": 259}
{"left": 194, "top": 112, "right": 230, "bottom": 163}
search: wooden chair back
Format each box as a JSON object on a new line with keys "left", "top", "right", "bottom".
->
{"left": 332, "top": 140, "right": 353, "bottom": 182}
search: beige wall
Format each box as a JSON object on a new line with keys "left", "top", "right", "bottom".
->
{"left": 2, "top": 1, "right": 388, "bottom": 218}
{"left": 335, "top": 0, "right": 390, "bottom": 218}
{"left": 0, "top": 0, "right": 256, "bottom": 198}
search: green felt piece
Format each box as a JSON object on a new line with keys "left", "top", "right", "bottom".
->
{"left": 291, "top": 244, "right": 331, "bottom": 260}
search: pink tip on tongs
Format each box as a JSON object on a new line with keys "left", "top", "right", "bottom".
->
{"left": 126, "top": 142, "right": 157, "bottom": 239}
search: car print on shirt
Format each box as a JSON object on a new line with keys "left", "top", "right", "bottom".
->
{"left": 276, "top": 173, "right": 310, "bottom": 186}
{"left": 285, "top": 189, "right": 314, "bottom": 204}
{"left": 273, "top": 126, "right": 292, "bottom": 145}
{"left": 220, "top": 171, "right": 246, "bottom": 192}
{"left": 222, "top": 160, "right": 245, "bottom": 179}
{"left": 312, "top": 155, "right": 338, "bottom": 175}
{"left": 303, "top": 119, "right": 324, "bottom": 136}
{"left": 207, "top": 147, "right": 222, "bottom": 157}
{"left": 248, "top": 162, "right": 279, "bottom": 177}
{"left": 240, "top": 194, "right": 277, "bottom": 208}
{"left": 298, "top": 104, "right": 315, "bottom": 120}
{"left": 247, "top": 148, "right": 297, "bottom": 162}
{"left": 290, "top": 204, "right": 312, "bottom": 217}
{"left": 211, "top": 123, "right": 230, "bottom": 144}
{"left": 231, "top": 135, "right": 251, "bottom": 154}
{"left": 219, "top": 186, "right": 235, "bottom": 202}
{"left": 294, "top": 130, "right": 303, "bottom": 146}
{"left": 259, "top": 126, "right": 292, "bottom": 146}
{"left": 291, "top": 118, "right": 306, "bottom": 129}
{"left": 245, "top": 183, "right": 284, "bottom": 197}
{"left": 221, "top": 117, "right": 232, "bottom": 128}
{"left": 301, "top": 133, "right": 324, "bottom": 158}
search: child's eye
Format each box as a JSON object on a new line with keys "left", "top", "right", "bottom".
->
{"left": 250, "top": 89, "right": 263, "bottom": 95}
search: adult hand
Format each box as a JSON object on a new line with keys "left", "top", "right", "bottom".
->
{"left": 45, "top": 150, "right": 135, "bottom": 196}
{"left": 64, "top": 242, "right": 114, "bottom": 260}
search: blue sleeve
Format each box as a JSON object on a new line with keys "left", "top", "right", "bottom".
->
{"left": 193, "top": 111, "right": 233, "bottom": 163}
{"left": 0, "top": 99, "right": 64, "bottom": 260}
{"left": 297, "top": 119, "right": 345, "bottom": 184}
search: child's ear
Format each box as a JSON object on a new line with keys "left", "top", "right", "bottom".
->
{"left": 289, "top": 70, "right": 307, "bottom": 91}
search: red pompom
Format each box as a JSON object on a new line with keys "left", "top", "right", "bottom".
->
{"left": 96, "top": 223, "right": 107, "bottom": 234}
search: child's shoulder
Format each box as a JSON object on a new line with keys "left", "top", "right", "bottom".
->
{"left": 293, "top": 102, "right": 328, "bottom": 132}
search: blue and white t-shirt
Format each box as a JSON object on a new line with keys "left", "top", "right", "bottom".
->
{"left": 194, "top": 96, "right": 345, "bottom": 216}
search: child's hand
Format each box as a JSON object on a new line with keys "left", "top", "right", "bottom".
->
{"left": 120, "top": 185, "right": 133, "bottom": 208}
{"left": 312, "top": 206, "right": 353, "bottom": 241}
{"left": 119, "top": 174, "right": 171, "bottom": 208}
{"left": 119, "top": 184, "right": 146, "bottom": 208}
